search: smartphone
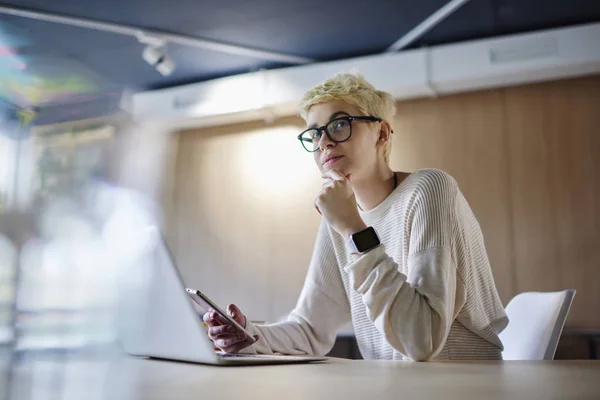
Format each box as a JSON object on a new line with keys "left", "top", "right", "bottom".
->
{"left": 185, "top": 288, "right": 257, "bottom": 343}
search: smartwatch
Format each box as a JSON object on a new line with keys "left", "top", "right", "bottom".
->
{"left": 347, "top": 227, "right": 381, "bottom": 254}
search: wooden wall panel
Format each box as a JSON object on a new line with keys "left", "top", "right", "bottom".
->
{"left": 505, "top": 76, "right": 600, "bottom": 327}
{"left": 170, "top": 119, "right": 323, "bottom": 322}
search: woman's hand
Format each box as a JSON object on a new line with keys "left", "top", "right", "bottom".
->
{"left": 314, "top": 169, "right": 367, "bottom": 239}
{"left": 203, "top": 304, "right": 259, "bottom": 353}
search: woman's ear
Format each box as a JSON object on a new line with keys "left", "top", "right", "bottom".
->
{"left": 377, "top": 120, "right": 392, "bottom": 144}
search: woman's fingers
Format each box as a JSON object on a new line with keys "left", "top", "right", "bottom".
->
{"left": 203, "top": 309, "right": 231, "bottom": 327}
{"left": 203, "top": 310, "right": 218, "bottom": 327}
{"left": 214, "top": 332, "right": 247, "bottom": 348}
{"left": 226, "top": 304, "right": 247, "bottom": 328}
{"left": 221, "top": 336, "right": 260, "bottom": 354}
{"left": 328, "top": 169, "right": 346, "bottom": 181}
{"left": 208, "top": 324, "right": 235, "bottom": 339}
{"left": 321, "top": 180, "right": 334, "bottom": 190}
{"left": 203, "top": 305, "right": 257, "bottom": 353}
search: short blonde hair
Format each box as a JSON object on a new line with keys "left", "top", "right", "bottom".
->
{"left": 299, "top": 73, "right": 396, "bottom": 164}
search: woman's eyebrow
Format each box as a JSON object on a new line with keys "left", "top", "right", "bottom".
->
{"left": 308, "top": 111, "right": 350, "bottom": 129}
{"left": 328, "top": 111, "right": 350, "bottom": 120}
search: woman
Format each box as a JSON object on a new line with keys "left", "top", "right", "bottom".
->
{"left": 204, "top": 73, "right": 508, "bottom": 361}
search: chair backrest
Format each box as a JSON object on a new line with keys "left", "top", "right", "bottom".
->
{"left": 499, "top": 289, "right": 576, "bottom": 360}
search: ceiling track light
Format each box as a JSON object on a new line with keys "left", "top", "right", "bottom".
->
{"left": 137, "top": 33, "right": 175, "bottom": 77}
{"left": 142, "top": 45, "right": 176, "bottom": 76}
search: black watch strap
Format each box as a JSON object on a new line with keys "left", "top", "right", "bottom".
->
{"left": 348, "top": 227, "right": 381, "bottom": 254}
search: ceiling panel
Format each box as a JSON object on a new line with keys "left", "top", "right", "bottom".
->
{"left": 0, "top": 0, "right": 447, "bottom": 58}
{"left": 0, "top": 0, "right": 598, "bottom": 123}
{"left": 417, "top": 0, "right": 600, "bottom": 46}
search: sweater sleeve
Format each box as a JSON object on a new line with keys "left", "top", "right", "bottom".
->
{"left": 343, "top": 171, "right": 465, "bottom": 361}
{"left": 240, "top": 219, "right": 352, "bottom": 356}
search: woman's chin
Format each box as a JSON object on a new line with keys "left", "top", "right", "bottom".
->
{"left": 338, "top": 167, "right": 352, "bottom": 178}
{"left": 336, "top": 168, "right": 352, "bottom": 179}
{"left": 325, "top": 164, "right": 348, "bottom": 173}
{"left": 321, "top": 163, "right": 352, "bottom": 179}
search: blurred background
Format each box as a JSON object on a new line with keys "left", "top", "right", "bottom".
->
{"left": 0, "top": 0, "right": 599, "bottom": 397}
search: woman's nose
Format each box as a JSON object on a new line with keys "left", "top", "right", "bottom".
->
{"left": 317, "top": 130, "right": 335, "bottom": 150}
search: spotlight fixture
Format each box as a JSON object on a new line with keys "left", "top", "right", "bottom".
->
{"left": 142, "top": 45, "right": 176, "bottom": 77}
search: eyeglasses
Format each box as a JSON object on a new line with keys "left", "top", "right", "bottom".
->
{"left": 297, "top": 115, "right": 382, "bottom": 153}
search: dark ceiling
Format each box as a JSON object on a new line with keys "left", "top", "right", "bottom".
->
{"left": 1, "top": 0, "right": 599, "bottom": 124}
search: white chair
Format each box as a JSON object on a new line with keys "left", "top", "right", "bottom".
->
{"left": 499, "top": 289, "right": 576, "bottom": 360}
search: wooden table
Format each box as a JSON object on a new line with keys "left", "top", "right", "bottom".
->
{"left": 5, "top": 353, "right": 600, "bottom": 400}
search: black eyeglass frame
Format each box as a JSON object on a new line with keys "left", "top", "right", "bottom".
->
{"left": 297, "top": 115, "right": 383, "bottom": 152}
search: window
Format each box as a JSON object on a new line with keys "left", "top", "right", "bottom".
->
{"left": 0, "top": 133, "right": 16, "bottom": 212}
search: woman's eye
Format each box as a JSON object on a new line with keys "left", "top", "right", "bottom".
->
{"left": 333, "top": 120, "right": 348, "bottom": 131}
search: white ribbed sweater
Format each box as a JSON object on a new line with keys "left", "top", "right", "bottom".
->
{"left": 243, "top": 169, "right": 508, "bottom": 360}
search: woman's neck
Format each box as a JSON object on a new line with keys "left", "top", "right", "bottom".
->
{"left": 351, "top": 166, "right": 397, "bottom": 211}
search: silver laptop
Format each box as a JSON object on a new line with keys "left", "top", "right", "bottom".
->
{"left": 118, "top": 226, "right": 326, "bottom": 366}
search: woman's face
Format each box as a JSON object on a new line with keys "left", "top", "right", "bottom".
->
{"left": 306, "top": 100, "right": 382, "bottom": 181}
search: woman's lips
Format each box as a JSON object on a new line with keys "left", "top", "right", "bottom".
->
{"left": 323, "top": 155, "right": 344, "bottom": 168}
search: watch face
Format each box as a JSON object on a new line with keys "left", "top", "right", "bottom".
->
{"left": 353, "top": 227, "right": 380, "bottom": 252}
